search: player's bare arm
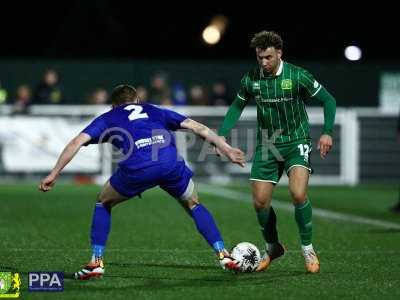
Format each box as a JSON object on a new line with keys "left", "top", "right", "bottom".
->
{"left": 38, "top": 132, "right": 91, "bottom": 192}
{"left": 180, "top": 118, "right": 245, "bottom": 167}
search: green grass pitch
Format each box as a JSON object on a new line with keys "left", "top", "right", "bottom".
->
{"left": 1, "top": 183, "right": 399, "bottom": 299}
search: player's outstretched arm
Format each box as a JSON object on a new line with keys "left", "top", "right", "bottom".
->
{"left": 314, "top": 88, "right": 336, "bottom": 158}
{"left": 180, "top": 118, "right": 245, "bottom": 167}
{"left": 300, "top": 70, "right": 336, "bottom": 159}
{"left": 38, "top": 133, "right": 92, "bottom": 192}
{"left": 217, "top": 96, "right": 247, "bottom": 138}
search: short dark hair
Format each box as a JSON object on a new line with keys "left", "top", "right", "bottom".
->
{"left": 110, "top": 84, "right": 137, "bottom": 106}
{"left": 250, "top": 31, "right": 283, "bottom": 50}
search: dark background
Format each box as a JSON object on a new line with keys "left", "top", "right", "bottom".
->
{"left": 1, "top": 2, "right": 398, "bottom": 108}
{"left": 1, "top": 2, "right": 398, "bottom": 61}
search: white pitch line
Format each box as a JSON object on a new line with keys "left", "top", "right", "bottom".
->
{"left": 199, "top": 183, "right": 400, "bottom": 230}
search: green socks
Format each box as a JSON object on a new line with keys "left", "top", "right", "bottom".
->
{"left": 256, "top": 200, "right": 313, "bottom": 247}
{"left": 256, "top": 206, "right": 279, "bottom": 243}
{"left": 295, "top": 200, "right": 313, "bottom": 246}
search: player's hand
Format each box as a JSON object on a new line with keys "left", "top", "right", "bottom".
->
{"left": 225, "top": 147, "right": 246, "bottom": 167}
{"left": 39, "top": 174, "right": 57, "bottom": 192}
{"left": 317, "top": 134, "right": 333, "bottom": 159}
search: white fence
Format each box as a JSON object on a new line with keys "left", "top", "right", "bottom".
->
{"left": 0, "top": 105, "right": 398, "bottom": 185}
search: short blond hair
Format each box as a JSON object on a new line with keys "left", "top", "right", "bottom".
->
{"left": 250, "top": 31, "right": 283, "bottom": 50}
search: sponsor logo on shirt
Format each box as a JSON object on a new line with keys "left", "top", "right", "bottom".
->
{"left": 259, "top": 97, "right": 294, "bottom": 103}
{"left": 135, "top": 135, "right": 165, "bottom": 149}
{"left": 281, "top": 79, "right": 293, "bottom": 90}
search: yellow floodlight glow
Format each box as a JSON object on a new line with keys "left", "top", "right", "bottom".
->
{"left": 202, "top": 25, "right": 221, "bottom": 45}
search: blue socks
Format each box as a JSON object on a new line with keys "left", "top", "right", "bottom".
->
{"left": 89, "top": 202, "right": 225, "bottom": 259}
{"left": 90, "top": 202, "right": 111, "bottom": 258}
{"left": 190, "top": 204, "right": 225, "bottom": 253}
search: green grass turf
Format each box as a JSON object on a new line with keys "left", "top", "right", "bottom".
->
{"left": 1, "top": 183, "right": 400, "bottom": 299}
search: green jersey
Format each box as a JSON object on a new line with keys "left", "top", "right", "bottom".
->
{"left": 218, "top": 60, "right": 336, "bottom": 145}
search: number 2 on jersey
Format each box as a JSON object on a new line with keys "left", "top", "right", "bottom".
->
{"left": 124, "top": 105, "right": 149, "bottom": 121}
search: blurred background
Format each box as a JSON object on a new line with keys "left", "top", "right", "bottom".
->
{"left": 0, "top": 2, "right": 399, "bottom": 190}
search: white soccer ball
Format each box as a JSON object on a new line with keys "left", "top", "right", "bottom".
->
{"left": 231, "top": 242, "right": 261, "bottom": 272}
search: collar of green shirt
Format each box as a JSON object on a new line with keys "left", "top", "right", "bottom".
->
{"left": 260, "top": 59, "right": 283, "bottom": 79}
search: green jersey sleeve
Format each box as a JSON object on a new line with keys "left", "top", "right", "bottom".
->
{"left": 217, "top": 75, "right": 250, "bottom": 137}
{"left": 236, "top": 75, "right": 252, "bottom": 102}
{"left": 299, "top": 69, "right": 323, "bottom": 97}
{"left": 299, "top": 69, "right": 336, "bottom": 136}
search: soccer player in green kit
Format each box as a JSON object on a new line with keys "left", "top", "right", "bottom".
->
{"left": 218, "top": 31, "right": 336, "bottom": 273}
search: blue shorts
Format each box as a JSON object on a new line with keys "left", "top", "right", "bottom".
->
{"left": 109, "top": 160, "right": 194, "bottom": 199}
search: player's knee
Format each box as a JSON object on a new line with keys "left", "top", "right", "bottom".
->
{"left": 253, "top": 200, "right": 269, "bottom": 210}
{"left": 290, "top": 190, "right": 307, "bottom": 204}
{"left": 187, "top": 197, "right": 199, "bottom": 209}
{"left": 180, "top": 194, "right": 199, "bottom": 210}
{"left": 253, "top": 194, "right": 270, "bottom": 210}
{"left": 97, "top": 194, "right": 117, "bottom": 208}
{"left": 178, "top": 179, "right": 198, "bottom": 209}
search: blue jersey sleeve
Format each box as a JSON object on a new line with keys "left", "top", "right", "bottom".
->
{"left": 81, "top": 114, "right": 109, "bottom": 145}
{"left": 163, "top": 108, "right": 188, "bottom": 131}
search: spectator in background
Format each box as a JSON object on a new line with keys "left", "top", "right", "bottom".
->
{"left": 189, "top": 85, "right": 209, "bottom": 105}
{"left": 171, "top": 82, "right": 188, "bottom": 106}
{"left": 136, "top": 86, "right": 148, "bottom": 103}
{"left": 88, "top": 88, "right": 108, "bottom": 105}
{"left": 12, "top": 84, "right": 32, "bottom": 114}
{"left": 0, "top": 81, "right": 7, "bottom": 104}
{"left": 210, "top": 81, "right": 229, "bottom": 106}
{"left": 33, "top": 69, "right": 62, "bottom": 104}
{"left": 149, "top": 72, "right": 172, "bottom": 106}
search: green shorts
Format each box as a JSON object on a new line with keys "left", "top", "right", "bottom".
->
{"left": 250, "top": 139, "right": 313, "bottom": 184}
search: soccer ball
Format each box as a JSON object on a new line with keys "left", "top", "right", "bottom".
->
{"left": 231, "top": 242, "right": 261, "bottom": 272}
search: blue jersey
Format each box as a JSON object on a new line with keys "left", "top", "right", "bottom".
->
{"left": 82, "top": 103, "right": 187, "bottom": 171}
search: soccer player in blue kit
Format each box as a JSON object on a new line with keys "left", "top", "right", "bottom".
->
{"left": 39, "top": 85, "right": 245, "bottom": 279}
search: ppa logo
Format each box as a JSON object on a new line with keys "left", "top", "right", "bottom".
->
{"left": 28, "top": 272, "right": 64, "bottom": 292}
{"left": 0, "top": 272, "right": 21, "bottom": 298}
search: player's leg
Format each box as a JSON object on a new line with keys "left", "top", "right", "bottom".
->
{"left": 286, "top": 140, "right": 319, "bottom": 273}
{"left": 250, "top": 149, "right": 285, "bottom": 272}
{"left": 251, "top": 181, "right": 285, "bottom": 271}
{"left": 288, "top": 166, "right": 312, "bottom": 246}
{"left": 160, "top": 162, "right": 239, "bottom": 271}
{"left": 288, "top": 166, "right": 319, "bottom": 273}
{"left": 74, "top": 180, "right": 129, "bottom": 280}
{"left": 91, "top": 181, "right": 129, "bottom": 259}
{"left": 177, "top": 180, "right": 226, "bottom": 252}
{"left": 177, "top": 180, "right": 240, "bottom": 271}
{"left": 252, "top": 181, "right": 276, "bottom": 244}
